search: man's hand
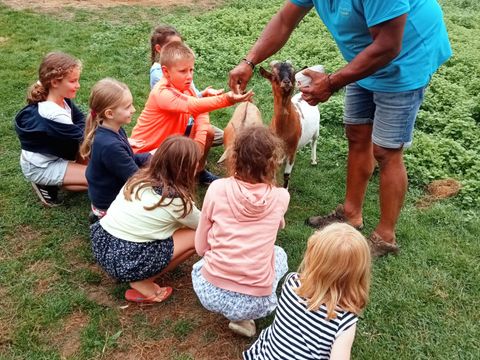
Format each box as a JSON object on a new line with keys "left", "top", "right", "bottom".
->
{"left": 228, "top": 62, "right": 254, "bottom": 94}
{"left": 299, "top": 69, "right": 333, "bottom": 105}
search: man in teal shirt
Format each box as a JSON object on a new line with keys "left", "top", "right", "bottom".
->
{"left": 229, "top": 0, "right": 451, "bottom": 256}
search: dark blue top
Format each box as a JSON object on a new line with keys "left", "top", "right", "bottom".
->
{"left": 14, "top": 99, "right": 85, "bottom": 160}
{"left": 86, "top": 126, "right": 151, "bottom": 210}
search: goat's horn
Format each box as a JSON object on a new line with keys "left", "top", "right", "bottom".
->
{"left": 269, "top": 60, "right": 279, "bottom": 67}
{"left": 285, "top": 59, "right": 292, "bottom": 64}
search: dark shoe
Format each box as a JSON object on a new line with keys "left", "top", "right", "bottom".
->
{"left": 368, "top": 232, "right": 400, "bottom": 257}
{"left": 198, "top": 169, "right": 220, "bottom": 185}
{"left": 31, "top": 183, "right": 61, "bottom": 207}
{"left": 305, "top": 204, "right": 364, "bottom": 230}
{"left": 88, "top": 211, "right": 100, "bottom": 225}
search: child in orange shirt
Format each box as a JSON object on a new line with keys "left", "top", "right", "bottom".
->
{"left": 131, "top": 42, "right": 253, "bottom": 185}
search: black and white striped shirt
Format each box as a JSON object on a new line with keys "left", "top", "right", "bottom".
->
{"left": 243, "top": 273, "right": 358, "bottom": 360}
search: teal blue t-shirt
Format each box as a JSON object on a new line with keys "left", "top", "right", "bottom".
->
{"left": 290, "top": 0, "right": 452, "bottom": 92}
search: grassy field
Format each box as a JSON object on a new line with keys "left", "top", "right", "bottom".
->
{"left": 0, "top": 0, "right": 479, "bottom": 359}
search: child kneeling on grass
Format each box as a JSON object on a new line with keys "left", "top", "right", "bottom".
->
{"left": 80, "top": 78, "right": 151, "bottom": 221}
{"left": 131, "top": 41, "right": 253, "bottom": 185}
{"left": 90, "top": 136, "right": 200, "bottom": 303}
{"left": 15, "top": 52, "right": 87, "bottom": 207}
{"left": 192, "top": 126, "right": 290, "bottom": 337}
{"left": 243, "top": 223, "right": 371, "bottom": 360}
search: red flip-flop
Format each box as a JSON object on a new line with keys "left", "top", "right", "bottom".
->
{"left": 125, "top": 283, "right": 173, "bottom": 304}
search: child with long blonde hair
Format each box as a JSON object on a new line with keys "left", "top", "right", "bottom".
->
{"left": 243, "top": 223, "right": 371, "bottom": 360}
{"left": 192, "top": 125, "right": 290, "bottom": 337}
{"left": 80, "top": 78, "right": 151, "bottom": 220}
{"left": 90, "top": 135, "right": 200, "bottom": 303}
{"left": 15, "top": 52, "right": 87, "bottom": 207}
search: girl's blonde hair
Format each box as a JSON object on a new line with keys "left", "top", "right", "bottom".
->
{"left": 123, "top": 135, "right": 200, "bottom": 217}
{"left": 296, "top": 223, "right": 371, "bottom": 319}
{"left": 27, "top": 52, "right": 82, "bottom": 105}
{"left": 79, "top": 78, "right": 130, "bottom": 159}
{"left": 227, "top": 125, "right": 283, "bottom": 185}
{"left": 150, "top": 25, "right": 182, "bottom": 64}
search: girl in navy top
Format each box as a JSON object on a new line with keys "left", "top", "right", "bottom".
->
{"left": 15, "top": 52, "right": 87, "bottom": 207}
{"left": 80, "top": 78, "right": 151, "bottom": 219}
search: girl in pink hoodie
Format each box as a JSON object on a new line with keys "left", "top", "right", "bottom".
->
{"left": 192, "top": 125, "right": 290, "bottom": 337}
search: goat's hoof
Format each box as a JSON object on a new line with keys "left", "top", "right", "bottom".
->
{"left": 311, "top": 160, "right": 317, "bottom": 166}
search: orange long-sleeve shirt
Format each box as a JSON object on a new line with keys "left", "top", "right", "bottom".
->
{"left": 131, "top": 78, "right": 233, "bottom": 153}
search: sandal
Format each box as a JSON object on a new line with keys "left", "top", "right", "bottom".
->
{"left": 305, "top": 204, "right": 364, "bottom": 231}
{"left": 125, "top": 283, "right": 173, "bottom": 303}
{"left": 368, "top": 232, "right": 400, "bottom": 257}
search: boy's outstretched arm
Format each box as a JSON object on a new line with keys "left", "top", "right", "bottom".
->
{"left": 155, "top": 87, "right": 253, "bottom": 116}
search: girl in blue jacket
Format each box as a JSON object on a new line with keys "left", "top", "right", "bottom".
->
{"left": 15, "top": 52, "right": 88, "bottom": 207}
{"left": 80, "top": 78, "right": 151, "bottom": 221}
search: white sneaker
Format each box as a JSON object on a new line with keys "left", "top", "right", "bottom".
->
{"left": 228, "top": 320, "right": 256, "bottom": 337}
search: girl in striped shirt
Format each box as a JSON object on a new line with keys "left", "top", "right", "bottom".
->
{"left": 244, "top": 223, "right": 371, "bottom": 360}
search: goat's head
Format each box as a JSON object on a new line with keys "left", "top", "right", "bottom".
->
{"left": 259, "top": 60, "right": 295, "bottom": 97}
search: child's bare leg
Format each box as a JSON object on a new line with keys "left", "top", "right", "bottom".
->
{"left": 62, "top": 162, "right": 88, "bottom": 191}
{"left": 157, "top": 228, "right": 196, "bottom": 276}
{"left": 130, "top": 229, "right": 195, "bottom": 296}
{"left": 198, "top": 126, "right": 215, "bottom": 171}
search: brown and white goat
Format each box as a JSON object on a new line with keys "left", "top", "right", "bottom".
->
{"left": 217, "top": 101, "right": 263, "bottom": 163}
{"left": 260, "top": 61, "right": 320, "bottom": 188}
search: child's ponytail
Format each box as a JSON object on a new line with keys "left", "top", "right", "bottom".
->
{"left": 26, "top": 52, "right": 81, "bottom": 105}
{"left": 27, "top": 81, "right": 49, "bottom": 104}
{"left": 79, "top": 111, "right": 100, "bottom": 159}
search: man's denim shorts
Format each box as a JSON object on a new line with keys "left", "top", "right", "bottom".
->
{"left": 343, "top": 82, "right": 426, "bottom": 149}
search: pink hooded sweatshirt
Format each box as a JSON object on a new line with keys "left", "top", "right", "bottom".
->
{"left": 195, "top": 177, "right": 290, "bottom": 296}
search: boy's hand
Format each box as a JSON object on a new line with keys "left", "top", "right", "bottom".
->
{"left": 202, "top": 86, "right": 225, "bottom": 97}
{"left": 226, "top": 88, "right": 254, "bottom": 104}
{"left": 128, "top": 138, "right": 146, "bottom": 149}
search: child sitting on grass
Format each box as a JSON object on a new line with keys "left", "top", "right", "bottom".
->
{"left": 148, "top": 24, "right": 224, "bottom": 147}
{"left": 15, "top": 52, "right": 87, "bottom": 207}
{"left": 192, "top": 126, "right": 290, "bottom": 337}
{"left": 90, "top": 136, "right": 200, "bottom": 303}
{"left": 243, "top": 223, "right": 371, "bottom": 360}
{"left": 131, "top": 41, "right": 253, "bottom": 185}
{"left": 80, "top": 78, "right": 151, "bottom": 221}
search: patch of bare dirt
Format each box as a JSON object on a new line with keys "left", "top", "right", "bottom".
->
{"left": 1, "top": 225, "right": 44, "bottom": 261}
{"left": 63, "top": 237, "right": 118, "bottom": 306}
{"left": 0, "top": 36, "right": 9, "bottom": 46}
{"left": 1, "top": 0, "right": 221, "bottom": 11}
{"left": 416, "top": 178, "right": 462, "bottom": 209}
{"left": 52, "top": 311, "right": 90, "bottom": 359}
{"left": 27, "top": 260, "right": 61, "bottom": 295}
{"left": 108, "top": 258, "right": 250, "bottom": 360}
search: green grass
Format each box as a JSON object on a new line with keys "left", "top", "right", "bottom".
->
{"left": 0, "top": 0, "right": 479, "bottom": 359}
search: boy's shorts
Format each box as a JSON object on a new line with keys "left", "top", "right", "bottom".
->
{"left": 343, "top": 82, "right": 426, "bottom": 149}
{"left": 212, "top": 125, "right": 224, "bottom": 147}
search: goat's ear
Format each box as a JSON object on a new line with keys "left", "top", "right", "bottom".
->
{"left": 269, "top": 60, "right": 280, "bottom": 67}
{"left": 259, "top": 66, "right": 272, "bottom": 80}
{"left": 295, "top": 66, "right": 308, "bottom": 75}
